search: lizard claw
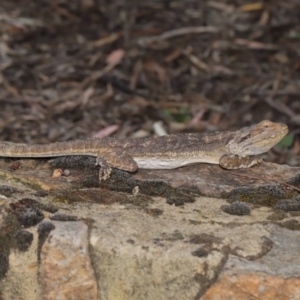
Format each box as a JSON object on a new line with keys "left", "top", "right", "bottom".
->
{"left": 256, "top": 158, "right": 263, "bottom": 166}
{"left": 99, "top": 166, "right": 112, "bottom": 181}
{"left": 96, "top": 157, "right": 112, "bottom": 182}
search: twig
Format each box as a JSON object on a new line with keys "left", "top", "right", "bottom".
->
{"left": 264, "top": 97, "right": 296, "bottom": 119}
{"left": 138, "top": 26, "right": 219, "bottom": 47}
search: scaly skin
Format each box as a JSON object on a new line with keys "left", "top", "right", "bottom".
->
{"left": 0, "top": 120, "right": 288, "bottom": 180}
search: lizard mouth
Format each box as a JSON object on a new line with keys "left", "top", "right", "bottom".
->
{"left": 282, "top": 125, "right": 289, "bottom": 136}
{"left": 275, "top": 124, "right": 289, "bottom": 141}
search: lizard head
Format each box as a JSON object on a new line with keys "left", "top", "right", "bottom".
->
{"left": 227, "top": 120, "right": 288, "bottom": 157}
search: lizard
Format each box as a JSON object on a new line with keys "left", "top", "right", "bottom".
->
{"left": 0, "top": 120, "right": 288, "bottom": 181}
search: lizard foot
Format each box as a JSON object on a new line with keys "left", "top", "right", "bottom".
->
{"left": 95, "top": 157, "right": 112, "bottom": 181}
{"left": 220, "top": 154, "right": 263, "bottom": 169}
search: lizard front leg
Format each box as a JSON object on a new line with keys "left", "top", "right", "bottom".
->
{"left": 95, "top": 157, "right": 112, "bottom": 181}
{"left": 96, "top": 151, "right": 138, "bottom": 181}
{"left": 219, "top": 154, "right": 263, "bottom": 169}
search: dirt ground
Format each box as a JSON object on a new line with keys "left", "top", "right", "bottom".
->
{"left": 0, "top": 0, "right": 299, "bottom": 165}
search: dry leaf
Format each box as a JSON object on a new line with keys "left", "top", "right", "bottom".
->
{"left": 143, "top": 60, "right": 167, "bottom": 83}
{"left": 106, "top": 49, "right": 125, "bottom": 65}
{"left": 92, "top": 125, "right": 119, "bottom": 138}
{"left": 239, "top": 3, "right": 264, "bottom": 12}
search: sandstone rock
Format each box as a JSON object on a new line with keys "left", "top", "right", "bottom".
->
{"left": 39, "top": 220, "right": 97, "bottom": 300}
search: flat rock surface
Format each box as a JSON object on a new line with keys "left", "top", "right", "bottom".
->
{"left": 0, "top": 158, "right": 299, "bottom": 204}
{"left": 133, "top": 161, "right": 300, "bottom": 197}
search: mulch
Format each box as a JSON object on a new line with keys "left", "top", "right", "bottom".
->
{"left": 0, "top": 0, "right": 299, "bottom": 165}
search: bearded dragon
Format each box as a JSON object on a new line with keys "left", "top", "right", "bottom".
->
{"left": 0, "top": 120, "right": 288, "bottom": 181}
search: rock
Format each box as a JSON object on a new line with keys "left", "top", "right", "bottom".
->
{"left": 1, "top": 165, "right": 300, "bottom": 300}
{"left": 39, "top": 220, "right": 97, "bottom": 300}
{"left": 201, "top": 226, "right": 300, "bottom": 300}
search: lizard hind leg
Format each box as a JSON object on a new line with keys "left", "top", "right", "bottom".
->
{"left": 219, "top": 154, "right": 263, "bottom": 169}
{"left": 96, "top": 151, "right": 138, "bottom": 181}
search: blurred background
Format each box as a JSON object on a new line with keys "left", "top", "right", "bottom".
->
{"left": 0, "top": 0, "right": 298, "bottom": 165}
